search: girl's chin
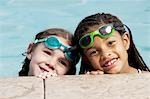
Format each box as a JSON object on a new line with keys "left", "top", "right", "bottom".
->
{"left": 105, "top": 69, "right": 121, "bottom": 74}
{"left": 104, "top": 66, "right": 120, "bottom": 74}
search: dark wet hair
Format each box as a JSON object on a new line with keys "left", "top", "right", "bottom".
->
{"left": 74, "top": 13, "right": 150, "bottom": 74}
{"left": 19, "top": 28, "right": 80, "bottom": 76}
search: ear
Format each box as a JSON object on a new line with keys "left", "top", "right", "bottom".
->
{"left": 122, "top": 32, "right": 130, "bottom": 50}
{"left": 26, "top": 42, "right": 34, "bottom": 60}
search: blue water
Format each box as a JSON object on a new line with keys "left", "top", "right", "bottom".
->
{"left": 0, "top": 0, "right": 150, "bottom": 77}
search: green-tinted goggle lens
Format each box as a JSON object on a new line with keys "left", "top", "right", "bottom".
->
{"left": 79, "top": 24, "right": 115, "bottom": 49}
{"left": 34, "top": 36, "right": 74, "bottom": 61}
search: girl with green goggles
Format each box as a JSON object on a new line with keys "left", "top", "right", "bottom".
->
{"left": 74, "top": 12, "right": 149, "bottom": 75}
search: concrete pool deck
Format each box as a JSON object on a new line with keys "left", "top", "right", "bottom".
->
{"left": 0, "top": 73, "right": 150, "bottom": 99}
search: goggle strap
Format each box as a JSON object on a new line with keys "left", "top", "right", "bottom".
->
{"left": 123, "top": 24, "right": 131, "bottom": 35}
{"left": 34, "top": 38, "right": 47, "bottom": 43}
{"left": 65, "top": 45, "right": 77, "bottom": 52}
{"left": 59, "top": 45, "right": 66, "bottom": 52}
{"left": 65, "top": 53, "right": 72, "bottom": 62}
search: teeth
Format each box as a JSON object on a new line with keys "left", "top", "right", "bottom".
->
{"left": 107, "top": 61, "right": 111, "bottom": 66}
{"left": 104, "top": 59, "right": 117, "bottom": 66}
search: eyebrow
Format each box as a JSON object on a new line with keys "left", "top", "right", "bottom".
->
{"left": 84, "top": 46, "right": 96, "bottom": 53}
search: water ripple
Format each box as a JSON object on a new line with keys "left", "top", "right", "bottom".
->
{"left": 140, "top": 46, "right": 150, "bottom": 51}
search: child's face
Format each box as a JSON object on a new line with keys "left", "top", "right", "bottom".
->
{"left": 83, "top": 30, "right": 130, "bottom": 74}
{"left": 27, "top": 36, "right": 71, "bottom": 76}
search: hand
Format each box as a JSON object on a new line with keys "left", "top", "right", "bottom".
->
{"left": 86, "top": 70, "right": 104, "bottom": 75}
{"left": 38, "top": 70, "right": 57, "bottom": 79}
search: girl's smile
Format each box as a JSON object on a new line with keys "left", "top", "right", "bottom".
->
{"left": 101, "top": 58, "right": 118, "bottom": 71}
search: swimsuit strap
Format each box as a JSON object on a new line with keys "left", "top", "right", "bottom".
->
{"left": 137, "top": 69, "right": 142, "bottom": 74}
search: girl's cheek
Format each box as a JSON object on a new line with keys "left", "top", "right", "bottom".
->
{"left": 91, "top": 57, "right": 102, "bottom": 69}
{"left": 56, "top": 67, "right": 68, "bottom": 75}
{"left": 30, "top": 65, "right": 42, "bottom": 76}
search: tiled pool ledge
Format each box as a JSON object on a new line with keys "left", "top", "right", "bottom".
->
{"left": 0, "top": 74, "right": 150, "bottom": 99}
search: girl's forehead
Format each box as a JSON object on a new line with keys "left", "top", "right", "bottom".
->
{"left": 53, "top": 49, "right": 66, "bottom": 57}
{"left": 38, "top": 43, "right": 68, "bottom": 60}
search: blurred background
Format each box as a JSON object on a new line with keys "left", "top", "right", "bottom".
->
{"left": 0, "top": 0, "right": 149, "bottom": 77}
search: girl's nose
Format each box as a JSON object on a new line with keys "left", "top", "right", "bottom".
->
{"left": 100, "top": 45, "right": 112, "bottom": 57}
{"left": 46, "top": 58, "right": 57, "bottom": 70}
{"left": 100, "top": 51, "right": 112, "bottom": 61}
{"left": 102, "top": 52, "right": 111, "bottom": 56}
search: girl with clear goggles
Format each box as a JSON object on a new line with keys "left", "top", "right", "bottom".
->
{"left": 34, "top": 36, "right": 75, "bottom": 62}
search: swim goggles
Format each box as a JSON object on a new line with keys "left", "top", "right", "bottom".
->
{"left": 34, "top": 36, "right": 75, "bottom": 62}
{"left": 79, "top": 24, "right": 115, "bottom": 49}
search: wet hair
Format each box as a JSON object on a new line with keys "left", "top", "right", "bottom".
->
{"left": 19, "top": 28, "right": 79, "bottom": 76}
{"left": 74, "top": 13, "right": 150, "bottom": 74}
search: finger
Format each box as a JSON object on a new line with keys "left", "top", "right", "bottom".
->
{"left": 46, "top": 72, "right": 52, "bottom": 77}
{"left": 47, "top": 70, "right": 57, "bottom": 77}
{"left": 38, "top": 72, "right": 47, "bottom": 79}
{"left": 51, "top": 70, "right": 57, "bottom": 77}
{"left": 38, "top": 73, "right": 46, "bottom": 79}
{"left": 97, "top": 70, "right": 104, "bottom": 75}
{"left": 90, "top": 71, "right": 99, "bottom": 75}
{"left": 85, "top": 71, "right": 90, "bottom": 75}
{"left": 89, "top": 70, "right": 104, "bottom": 75}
